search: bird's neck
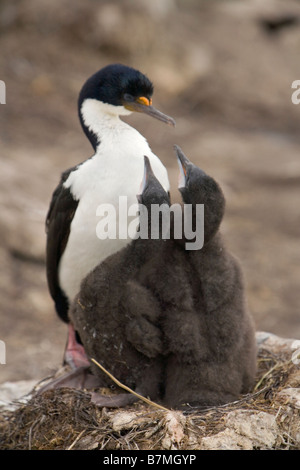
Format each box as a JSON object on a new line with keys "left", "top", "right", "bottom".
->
{"left": 79, "top": 98, "right": 135, "bottom": 152}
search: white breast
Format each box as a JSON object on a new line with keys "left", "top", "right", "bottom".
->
{"left": 58, "top": 106, "right": 169, "bottom": 301}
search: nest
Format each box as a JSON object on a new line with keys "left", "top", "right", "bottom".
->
{"left": 0, "top": 338, "right": 299, "bottom": 450}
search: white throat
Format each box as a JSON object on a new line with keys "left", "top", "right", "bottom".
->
{"left": 80, "top": 98, "right": 133, "bottom": 144}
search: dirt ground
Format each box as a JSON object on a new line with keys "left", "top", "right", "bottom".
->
{"left": 1, "top": 0, "right": 300, "bottom": 385}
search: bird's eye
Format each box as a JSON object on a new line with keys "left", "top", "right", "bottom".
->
{"left": 123, "top": 93, "right": 134, "bottom": 102}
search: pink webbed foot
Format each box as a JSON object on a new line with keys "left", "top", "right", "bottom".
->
{"left": 64, "top": 323, "right": 90, "bottom": 369}
{"left": 36, "top": 324, "right": 102, "bottom": 394}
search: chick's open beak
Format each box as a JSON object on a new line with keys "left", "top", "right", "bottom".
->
{"left": 123, "top": 96, "right": 176, "bottom": 127}
{"left": 137, "top": 156, "right": 153, "bottom": 204}
{"left": 175, "top": 145, "right": 189, "bottom": 188}
{"left": 139, "top": 156, "right": 152, "bottom": 194}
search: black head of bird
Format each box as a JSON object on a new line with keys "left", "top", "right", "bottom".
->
{"left": 78, "top": 64, "right": 175, "bottom": 150}
{"left": 175, "top": 145, "right": 226, "bottom": 243}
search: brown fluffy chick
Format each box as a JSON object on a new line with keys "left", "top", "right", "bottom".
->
{"left": 160, "top": 146, "right": 257, "bottom": 409}
{"left": 69, "top": 156, "right": 172, "bottom": 407}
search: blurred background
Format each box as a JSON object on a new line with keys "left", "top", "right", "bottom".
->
{"left": 1, "top": 0, "right": 300, "bottom": 383}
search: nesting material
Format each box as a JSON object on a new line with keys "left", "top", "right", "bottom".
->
{"left": 0, "top": 332, "right": 299, "bottom": 450}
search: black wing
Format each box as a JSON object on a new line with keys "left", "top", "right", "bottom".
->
{"left": 46, "top": 166, "right": 79, "bottom": 323}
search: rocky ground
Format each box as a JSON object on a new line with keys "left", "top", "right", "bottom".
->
{"left": 0, "top": 0, "right": 300, "bottom": 436}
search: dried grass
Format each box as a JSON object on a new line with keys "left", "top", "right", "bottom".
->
{"left": 0, "top": 347, "right": 299, "bottom": 450}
